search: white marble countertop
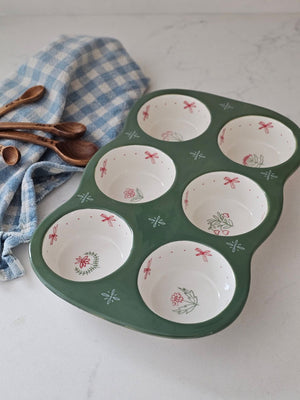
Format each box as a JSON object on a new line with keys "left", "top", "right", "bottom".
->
{"left": 1, "top": 14, "right": 300, "bottom": 400}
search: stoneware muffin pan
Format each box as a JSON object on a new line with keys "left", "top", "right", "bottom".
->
{"left": 30, "top": 89, "right": 300, "bottom": 338}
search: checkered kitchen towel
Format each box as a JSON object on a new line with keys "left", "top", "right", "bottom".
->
{"left": 0, "top": 35, "right": 149, "bottom": 281}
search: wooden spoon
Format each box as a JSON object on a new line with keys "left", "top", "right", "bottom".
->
{"left": 0, "top": 131, "right": 98, "bottom": 167}
{"left": 0, "top": 121, "right": 86, "bottom": 139}
{"left": 0, "top": 144, "right": 21, "bottom": 165}
{"left": 0, "top": 85, "right": 46, "bottom": 118}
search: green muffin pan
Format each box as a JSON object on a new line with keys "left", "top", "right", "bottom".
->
{"left": 30, "top": 89, "right": 300, "bottom": 338}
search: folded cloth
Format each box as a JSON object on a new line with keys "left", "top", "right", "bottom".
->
{"left": 0, "top": 35, "right": 149, "bottom": 281}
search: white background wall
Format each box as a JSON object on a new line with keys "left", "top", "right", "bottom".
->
{"left": 1, "top": 0, "right": 300, "bottom": 16}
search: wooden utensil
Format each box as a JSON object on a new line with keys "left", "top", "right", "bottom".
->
{"left": 0, "top": 121, "right": 86, "bottom": 139}
{"left": 0, "top": 85, "right": 46, "bottom": 118}
{"left": 0, "top": 131, "right": 98, "bottom": 167}
{"left": 0, "top": 144, "right": 21, "bottom": 165}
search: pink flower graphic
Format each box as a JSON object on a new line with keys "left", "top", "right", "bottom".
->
{"left": 171, "top": 292, "right": 184, "bottom": 306}
{"left": 75, "top": 255, "right": 91, "bottom": 269}
{"left": 124, "top": 188, "right": 136, "bottom": 199}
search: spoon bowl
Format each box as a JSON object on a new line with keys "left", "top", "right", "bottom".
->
{"left": 0, "top": 130, "right": 98, "bottom": 166}
{"left": 0, "top": 144, "right": 21, "bottom": 165}
{"left": 0, "top": 85, "right": 46, "bottom": 118}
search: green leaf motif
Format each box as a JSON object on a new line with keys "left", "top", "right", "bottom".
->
{"left": 207, "top": 212, "right": 233, "bottom": 231}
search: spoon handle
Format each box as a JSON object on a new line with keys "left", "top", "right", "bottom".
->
{"left": 0, "top": 122, "right": 59, "bottom": 136}
{"left": 0, "top": 122, "right": 83, "bottom": 139}
{"left": 0, "top": 98, "right": 25, "bottom": 118}
{"left": 0, "top": 130, "right": 57, "bottom": 150}
{"left": 0, "top": 86, "right": 46, "bottom": 118}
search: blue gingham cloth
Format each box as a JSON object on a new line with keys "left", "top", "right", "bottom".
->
{"left": 0, "top": 35, "right": 149, "bottom": 281}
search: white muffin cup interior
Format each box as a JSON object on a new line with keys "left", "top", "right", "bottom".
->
{"left": 42, "top": 209, "right": 133, "bottom": 282}
{"left": 95, "top": 145, "right": 176, "bottom": 203}
{"left": 138, "top": 241, "right": 236, "bottom": 324}
{"left": 218, "top": 115, "right": 297, "bottom": 167}
{"left": 182, "top": 171, "right": 269, "bottom": 236}
{"left": 137, "top": 94, "right": 211, "bottom": 142}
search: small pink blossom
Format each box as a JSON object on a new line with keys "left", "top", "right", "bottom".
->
{"left": 124, "top": 188, "right": 136, "bottom": 199}
{"left": 171, "top": 292, "right": 184, "bottom": 306}
{"left": 75, "top": 255, "right": 91, "bottom": 269}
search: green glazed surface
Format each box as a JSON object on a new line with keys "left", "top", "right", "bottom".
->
{"left": 29, "top": 89, "right": 300, "bottom": 338}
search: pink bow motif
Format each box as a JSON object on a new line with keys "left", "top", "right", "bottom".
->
{"left": 143, "top": 105, "right": 150, "bottom": 121}
{"left": 184, "top": 191, "right": 189, "bottom": 209}
{"left": 219, "top": 128, "right": 226, "bottom": 145}
{"left": 49, "top": 224, "right": 58, "bottom": 245}
{"left": 144, "top": 258, "right": 152, "bottom": 280}
{"left": 99, "top": 159, "right": 108, "bottom": 178}
{"left": 224, "top": 176, "right": 240, "bottom": 189}
{"left": 195, "top": 248, "right": 212, "bottom": 262}
{"left": 145, "top": 151, "right": 159, "bottom": 164}
{"left": 183, "top": 101, "right": 196, "bottom": 113}
{"left": 258, "top": 121, "right": 274, "bottom": 134}
{"left": 101, "top": 213, "right": 116, "bottom": 227}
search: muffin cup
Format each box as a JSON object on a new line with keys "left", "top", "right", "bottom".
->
{"left": 182, "top": 171, "right": 269, "bottom": 236}
{"left": 137, "top": 94, "right": 211, "bottom": 141}
{"left": 218, "top": 115, "right": 296, "bottom": 168}
{"left": 138, "top": 241, "right": 236, "bottom": 324}
{"left": 95, "top": 145, "right": 176, "bottom": 203}
{"left": 42, "top": 209, "right": 133, "bottom": 282}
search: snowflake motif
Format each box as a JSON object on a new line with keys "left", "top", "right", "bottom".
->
{"left": 189, "top": 150, "right": 206, "bottom": 160}
{"left": 125, "top": 130, "right": 140, "bottom": 140}
{"left": 148, "top": 216, "right": 166, "bottom": 228}
{"left": 76, "top": 192, "right": 94, "bottom": 204}
{"left": 226, "top": 240, "right": 245, "bottom": 253}
{"left": 261, "top": 170, "right": 278, "bottom": 181}
{"left": 220, "top": 102, "right": 234, "bottom": 111}
{"left": 101, "top": 289, "right": 120, "bottom": 305}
